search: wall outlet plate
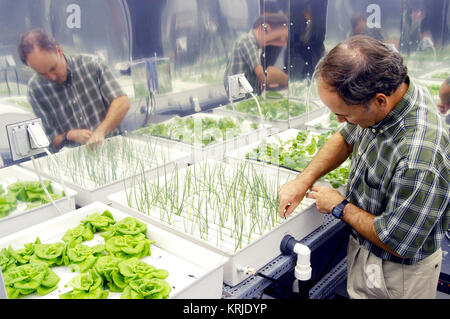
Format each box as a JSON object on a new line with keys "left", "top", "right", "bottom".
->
{"left": 227, "top": 74, "right": 254, "bottom": 101}
{"left": 6, "top": 118, "right": 49, "bottom": 161}
{"left": 228, "top": 74, "right": 245, "bottom": 101}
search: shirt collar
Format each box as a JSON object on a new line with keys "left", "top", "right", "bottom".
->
{"left": 63, "top": 54, "right": 73, "bottom": 85}
{"left": 371, "top": 76, "right": 415, "bottom": 132}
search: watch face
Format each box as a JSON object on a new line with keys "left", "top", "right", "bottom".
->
{"left": 332, "top": 205, "right": 343, "bottom": 219}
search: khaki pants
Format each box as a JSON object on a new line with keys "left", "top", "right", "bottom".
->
{"left": 346, "top": 235, "right": 442, "bottom": 299}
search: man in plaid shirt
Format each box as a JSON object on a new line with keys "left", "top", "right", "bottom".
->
{"left": 224, "top": 13, "right": 289, "bottom": 96}
{"left": 279, "top": 35, "right": 449, "bottom": 298}
{"left": 18, "top": 29, "right": 130, "bottom": 151}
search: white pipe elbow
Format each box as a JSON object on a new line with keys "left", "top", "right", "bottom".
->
{"left": 293, "top": 243, "right": 312, "bottom": 281}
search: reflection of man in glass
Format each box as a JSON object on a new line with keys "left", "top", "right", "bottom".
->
{"left": 349, "top": 12, "right": 384, "bottom": 42}
{"left": 288, "top": 0, "right": 327, "bottom": 81}
{"left": 18, "top": 29, "right": 130, "bottom": 151}
{"left": 438, "top": 76, "right": 450, "bottom": 129}
{"left": 224, "top": 13, "right": 288, "bottom": 96}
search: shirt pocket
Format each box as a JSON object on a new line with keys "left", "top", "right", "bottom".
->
{"left": 363, "top": 169, "right": 385, "bottom": 214}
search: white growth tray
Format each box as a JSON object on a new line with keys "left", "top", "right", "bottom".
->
{"left": 0, "top": 202, "right": 227, "bottom": 299}
{"left": 20, "top": 135, "right": 190, "bottom": 206}
{"left": 213, "top": 99, "right": 326, "bottom": 131}
{"left": 226, "top": 128, "right": 305, "bottom": 161}
{"left": 0, "top": 165, "right": 76, "bottom": 238}
{"left": 108, "top": 159, "right": 324, "bottom": 286}
{"left": 130, "top": 112, "right": 273, "bottom": 164}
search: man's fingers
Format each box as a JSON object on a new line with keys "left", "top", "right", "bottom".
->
{"left": 305, "top": 191, "right": 315, "bottom": 199}
{"left": 279, "top": 200, "right": 299, "bottom": 219}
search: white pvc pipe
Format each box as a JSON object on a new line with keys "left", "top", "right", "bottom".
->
{"left": 293, "top": 243, "right": 312, "bottom": 281}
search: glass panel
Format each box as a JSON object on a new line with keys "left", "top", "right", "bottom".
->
{"left": 0, "top": 0, "right": 131, "bottom": 166}
{"left": 1, "top": 0, "right": 448, "bottom": 169}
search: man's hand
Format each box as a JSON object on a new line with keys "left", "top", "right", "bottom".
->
{"left": 67, "top": 129, "right": 93, "bottom": 144}
{"left": 266, "top": 66, "right": 288, "bottom": 88}
{"left": 437, "top": 101, "right": 450, "bottom": 115}
{"left": 305, "top": 186, "right": 345, "bottom": 214}
{"left": 278, "top": 178, "right": 310, "bottom": 218}
{"left": 85, "top": 129, "right": 105, "bottom": 147}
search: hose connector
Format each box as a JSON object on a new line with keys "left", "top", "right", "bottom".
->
{"left": 237, "top": 265, "right": 257, "bottom": 275}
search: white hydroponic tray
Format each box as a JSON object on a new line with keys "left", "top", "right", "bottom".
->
{"left": 212, "top": 98, "right": 326, "bottom": 131}
{"left": 108, "top": 159, "right": 324, "bottom": 286}
{"left": 129, "top": 112, "right": 274, "bottom": 164}
{"left": 0, "top": 202, "right": 227, "bottom": 299}
{"left": 225, "top": 128, "right": 306, "bottom": 161}
{"left": 20, "top": 135, "right": 190, "bottom": 207}
{"left": 0, "top": 165, "right": 76, "bottom": 238}
{"left": 227, "top": 128, "right": 349, "bottom": 192}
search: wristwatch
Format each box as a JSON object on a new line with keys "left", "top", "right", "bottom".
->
{"left": 331, "top": 199, "right": 349, "bottom": 219}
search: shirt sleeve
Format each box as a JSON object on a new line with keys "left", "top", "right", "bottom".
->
{"left": 239, "top": 37, "right": 260, "bottom": 74}
{"left": 338, "top": 122, "right": 360, "bottom": 145}
{"left": 96, "top": 59, "right": 126, "bottom": 108}
{"left": 374, "top": 165, "right": 449, "bottom": 258}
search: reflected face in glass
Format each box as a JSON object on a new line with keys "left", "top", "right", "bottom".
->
{"left": 317, "top": 76, "right": 380, "bottom": 128}
{"left": 264, "top": 26, "right": 288, "bottom": 47}
{"left": 26, "top": 46, "right": 67, "bottom": 84}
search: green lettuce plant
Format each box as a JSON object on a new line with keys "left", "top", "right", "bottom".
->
{"left": 94, "top": 255, "right": 126, "bottom": 292}
{"left": 118, "top": 257, "right": 169, "bottom": 282}
{"left": 0, "top": 193, "right": 17, "bottom": 217}
{"left": 121, "top": 278, "right": 171, "bottom": 299}
{"left": 81, "top": 210, "right": 116, "bottom": 233}
{"left": 63, "top": 243, "right": 105, "bottom": 273}
{"left": 29, "top": 242, "right": 66, "bottom": 267}
{"left": 6, "top": 238, "right": 41, "bottom": 266}
{"left": 62, "top": 224, "right": 95, "bottom": 248}
{"left": 134, "top": 115, "right": 251, "bottom": 147}
{"left": 0, "top": 248, "right": 17, "bottom": 272}
{"left": 59, "top": 270, "right": 109, "bottom": 299}
{"left": 104, "top": 233, "right": 155, "bottom": 259}
{"left": 0, "top": 180, "right": 63, "bottom": 218}
{"left": 3, "top": 262, "right": 60, "bottom": 299}
{"left": 246, "top": 130, "right": 350, "bottom": 189}
{"left": 100, "top": 216, "right": 147, "bottom": 240}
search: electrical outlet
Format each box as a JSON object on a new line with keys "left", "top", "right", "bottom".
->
{"left": 228, "top": 74, "right": 254, "bottom": 101}
{"left": 228, "top": 74, "right": 243, "bottom": 101}
{"left": 6, "top": 118, "right": 49, "bottom": 161}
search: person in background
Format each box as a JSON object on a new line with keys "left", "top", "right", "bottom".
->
{"left": 350, "top": 13, "right": 366, "bottom": 37}
{"left": 349, "top": 12, "right": 384, "bottom": 42}
{"left": 259, "top": 2, "right": 289, "bottom": 88}
{"left": 18, "top": 29, "right": 130, "bottom": 151}
{"left": 224, "top": 12, "right": 289, "bottom": 97}
{"left": 278, "top": 35, "right": 449, "bottom": 299}
{"left": 288, "top": 0, "right": 327, "bottom": 81}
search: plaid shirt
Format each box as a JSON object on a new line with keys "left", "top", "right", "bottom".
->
{"left": 224, "top": 31, "right": 261, "bottom": 94}
{"left": 27, "top": 54, "right": 125, "bottom": 146}
{"left": 340, "top": 77, "right": 449, "bottom": 264}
